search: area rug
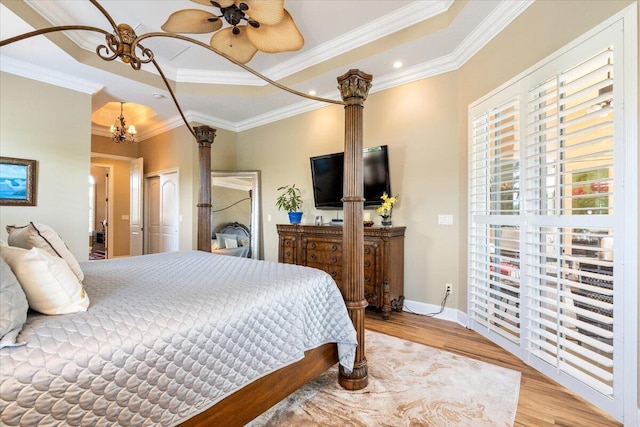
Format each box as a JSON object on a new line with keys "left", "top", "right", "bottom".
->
{"left": 249, "top": 330, "right": 520, "bottom": 426}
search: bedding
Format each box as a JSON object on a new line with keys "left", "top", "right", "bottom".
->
{"left": 0, "top": 251, "right": 357, "bottom": 426}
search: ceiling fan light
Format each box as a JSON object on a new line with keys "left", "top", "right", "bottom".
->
{"left": 161, "top": 9, "right": 223, "bottom": 34}
{"left": 210, "top": 27, "right": 258, "bottom": 64}
{"left": 246, "top": 10, "right": 303, "bottom": 53}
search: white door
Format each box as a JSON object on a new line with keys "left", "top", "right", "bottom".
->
{"left": 146, "top": 171, "right": 179, "bottom": 254}
{"left": 130, "top": 157, "right": 144, "bottom": 256}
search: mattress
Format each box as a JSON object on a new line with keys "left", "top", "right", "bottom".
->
{"left": 0, "top": 251, "right": 357, "bottom": 426}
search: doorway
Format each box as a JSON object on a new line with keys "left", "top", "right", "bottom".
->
{"left": 89, "top": 165, "right": 110, "bottom": 260}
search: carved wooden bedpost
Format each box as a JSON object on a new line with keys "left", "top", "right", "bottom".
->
{"left": 337, "top": 69, "right": 372, "bottom": 390}
{"left": 194, "top": 125, "right": 216, "bottom": 252}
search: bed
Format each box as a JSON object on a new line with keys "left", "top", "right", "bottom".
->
{"left": 1, "top": 2, "right": 372, "bottom": 425}
{"left": 211, "top": 222, "right": 251, "bottom": 258}
{"left": 0, "top": 251, "right": 357, "bottom": 426}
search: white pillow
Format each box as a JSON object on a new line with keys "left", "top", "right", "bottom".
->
{"left": 0, "top": 257, "right": 28, "bottom": 348}
{"left": 6, "top": 222, "right": 84, "bottom": 282}
{"left": 224, "top": 237, "right": 238, "bottom": 249}
{"left": 0, "top": 246, "right": 90, "bottom": 315}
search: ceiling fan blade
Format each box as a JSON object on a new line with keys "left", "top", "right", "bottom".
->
{"left": 191, "top": 0, "right": 235, "bottom": 7}
{"left": 246, "top": 10, "right": 303, "bottom": 53}
{"left": 211, "top": 26, "right": 258, "bottom": 64}
{"left": 161, "top": 9, "right": 222, "bottom": 34}
{"left": 241, "top": 0, "right": 285, "bottom": 26}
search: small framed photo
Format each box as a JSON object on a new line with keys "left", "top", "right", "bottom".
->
{"left": 0, "top": 157, "right": 37, "bottom": 206}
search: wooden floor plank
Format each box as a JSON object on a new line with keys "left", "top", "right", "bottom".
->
{"left": 365, "top": 310, "right": 620, "bottom": 427}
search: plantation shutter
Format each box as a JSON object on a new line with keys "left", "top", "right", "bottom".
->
{"left": 524, "top": 48, "right": 615, "bottom": 397}
{"left": 469, "top": 98, "right": 521, "bottom": 350}
{"left": 467, "top": 17, "right": 632, "bottom": 420}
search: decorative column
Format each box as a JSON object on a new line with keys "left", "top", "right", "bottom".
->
{"left": 337, "top": 69, "right": 373, "bottom": 390}
{"left": 194, "top": 125, "right": 216, "bottom": 252}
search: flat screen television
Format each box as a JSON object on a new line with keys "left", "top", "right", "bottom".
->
{"left": 310, "top": 145, "right": 391, "bottom": 209}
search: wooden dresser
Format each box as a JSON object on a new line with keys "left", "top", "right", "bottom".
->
{"left": 277, "top": 224, "right": 405, "bottom": 319}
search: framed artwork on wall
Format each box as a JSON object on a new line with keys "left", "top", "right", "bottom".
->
{"left": 0, "top": 157, "right": 37, "bottom": 206}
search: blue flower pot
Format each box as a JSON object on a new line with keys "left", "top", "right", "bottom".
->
{"left": 288, "top": 211, "right": 303, "bottom": 224}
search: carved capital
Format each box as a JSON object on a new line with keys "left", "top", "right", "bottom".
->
{"left": 194, "top": 125, "right": 217, "bottom": 147}
{"left": 337, "top": 69, "right": 373, "bottom": 105}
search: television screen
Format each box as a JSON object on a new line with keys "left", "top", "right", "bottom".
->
{"left": 310, "top": 145, "right": 391, "bottom": 209}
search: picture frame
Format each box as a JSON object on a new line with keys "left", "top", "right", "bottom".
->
{"left": 0, "top": 157, "right": 37, "bottom": 206}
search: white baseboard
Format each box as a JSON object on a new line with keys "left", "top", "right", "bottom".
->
{"left": 403, "top": 299, "right": 468, "bottom": 327}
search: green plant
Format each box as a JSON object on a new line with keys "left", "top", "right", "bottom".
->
{"left": 275, "top": 184, "right": 303, "bottom": 212}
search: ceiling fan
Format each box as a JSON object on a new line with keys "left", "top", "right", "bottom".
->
{"left": 161, "top": 0, "right": 304, "bottom": 64}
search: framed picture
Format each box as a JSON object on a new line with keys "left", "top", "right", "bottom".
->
{"left": 0, "top": 157, "right": 37, "bottom": 206}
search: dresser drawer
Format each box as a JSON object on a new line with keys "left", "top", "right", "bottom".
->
{"left": 280, "top": 237, "right": 296, "bottom": 264}
{"left": 305, "top": 240, "right": 342, "bottom": 253}
{"left": 306, "top": 250, "right": 341, "bottom": 265}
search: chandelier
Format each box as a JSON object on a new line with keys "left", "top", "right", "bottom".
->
{"left": 110, "top": 102, "right": 137, "bottom": 143}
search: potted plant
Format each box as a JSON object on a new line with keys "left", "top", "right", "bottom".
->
{"left": 276, "top": 184, "right": 303, "bottom": 224}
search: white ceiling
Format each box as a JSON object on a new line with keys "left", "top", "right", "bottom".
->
{"left": 0, "top": 0, "right": 533, "bottom": 139}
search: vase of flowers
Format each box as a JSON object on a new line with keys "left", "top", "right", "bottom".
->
{"left": 376, "top": 192, "right": 398, "bottom": 226}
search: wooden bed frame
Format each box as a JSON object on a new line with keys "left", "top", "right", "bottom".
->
{"left": 190, "top": 69, "right": 373, "bottom": 425}
{"left": 1, "top": 2, "right": 372, "bottom": 425}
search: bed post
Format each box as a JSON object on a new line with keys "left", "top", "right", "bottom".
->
{"left": 194, "top": 125, "right": 217, "bottom": 252}
{"left": 337, "top": 69, "right": 372, "bottom": 390}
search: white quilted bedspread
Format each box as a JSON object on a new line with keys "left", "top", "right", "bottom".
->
{"left": 0, "top": 251, "right": 357, "bottom": 426}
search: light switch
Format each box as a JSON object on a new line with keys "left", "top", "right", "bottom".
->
{"left": 121, "top": 215, "right": 129, "bottom": 220}
{"left": 438, "top": 214, "right": 453, "bottom": 225}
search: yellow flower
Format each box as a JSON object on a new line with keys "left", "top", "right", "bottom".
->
{"left": 376, "top": 192, "right": 398, "bottom": 217}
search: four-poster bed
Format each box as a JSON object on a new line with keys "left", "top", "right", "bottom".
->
{"left": 0, "top": 1, "right": 372, "bottom": 424}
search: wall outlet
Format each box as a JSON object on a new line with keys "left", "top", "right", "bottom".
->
{"left": 445, "top": 283, "right": 453, "bottom": 296}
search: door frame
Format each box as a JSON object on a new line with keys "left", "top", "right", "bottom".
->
{"left": 91, "top": 152, "right": 138, "bottom": 259}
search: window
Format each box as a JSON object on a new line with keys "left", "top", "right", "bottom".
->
{"left": 468, "top": 12, "right": 636, "bottom": 422}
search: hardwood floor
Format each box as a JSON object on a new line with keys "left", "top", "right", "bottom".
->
{"left": 365, "top": 310, "right": 621, "bottom": 427}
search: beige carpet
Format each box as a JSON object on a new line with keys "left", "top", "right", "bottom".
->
{"left": 249, "top": 330, "right": 520, "bottom": 427}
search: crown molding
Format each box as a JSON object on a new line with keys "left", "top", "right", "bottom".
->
{"left": 234, "top": 94, "right": 341, "bottom": 132}
{"left": 39, "top": 0, "right": 533, "bottom": 134}
{"left": 233, "top": 0, "right": 533, "bottom": 131}
{"left": 185, "top": 110, "right": 242, "bottom": 133}
{"left": 255, "top": 0, "right": 455, "bottom": 83}
{"left": 1, "top": 57, "right": 104, "bottom": 94}
{"left": 25, "top": 0, "right": 103, "bottom": 52}
{"left": 92, "top": 110, "right": 238, "bottom": 141}
{"left": 452, "top": 0, "right": 534, "bottom": 67}
{"left": 176, "top": 0, "right": 454, "bottom": 85}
